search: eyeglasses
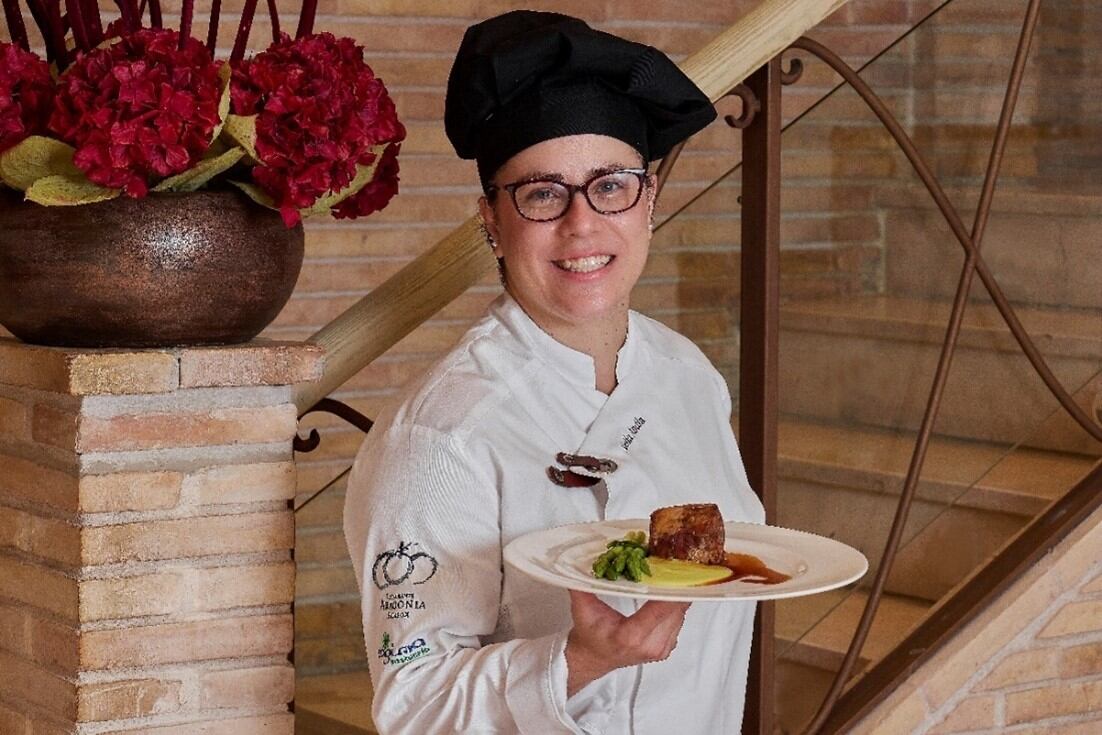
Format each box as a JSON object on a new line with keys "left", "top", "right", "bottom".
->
{"left": 487, "top": 168, "right": 649, "bottom": 222}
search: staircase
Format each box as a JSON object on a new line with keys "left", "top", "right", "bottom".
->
{"left": 770, "top": 180, "right": 1102, "bottom": 732}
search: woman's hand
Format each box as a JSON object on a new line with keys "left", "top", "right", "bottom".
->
{"left": 564, "top": 590, "right": 690, "bottom": 696}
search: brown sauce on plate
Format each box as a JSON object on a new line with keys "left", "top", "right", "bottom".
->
{"left": 700, "top": 552, "right": 790, "bottom": 585}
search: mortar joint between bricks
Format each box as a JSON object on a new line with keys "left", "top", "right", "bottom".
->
{"left": 78, "top": 604, "right": 292, "bottom": 633}
{"left": 76, "top": 551, "right": 291, "bottom": 581}
{"left": 76, "top": 500, "right": 291, "bottom": 528}
{"left": 73, "top": 655, "right": 295, "bottom": 685}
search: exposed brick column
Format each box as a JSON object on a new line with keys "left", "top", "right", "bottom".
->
{"left": 0, "top": 338, "right": 323, "bottom": 734}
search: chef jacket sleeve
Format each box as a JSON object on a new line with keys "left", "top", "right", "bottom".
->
{"left": 345, "top": 422, "right": 583, "bottom": 735}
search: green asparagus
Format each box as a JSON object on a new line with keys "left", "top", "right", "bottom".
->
{"left": 590, "top": 531, "right": 651, "bottom": 582}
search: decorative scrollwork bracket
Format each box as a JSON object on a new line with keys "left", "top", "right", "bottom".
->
{"left": 723, "top": 83, "right": 761, "bottom": 129}
{"left": 781, "top": 54, "right": 804, "bottom": 85}
{"left": 294, "top": 398, "right": 375, "bottom": 453}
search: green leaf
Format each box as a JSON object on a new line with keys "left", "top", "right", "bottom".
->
{"left": 222, "top": 114, "right": 258, "bottom": 162}
{"left": 202, "top": 137, "right": 230, "bottom": 159}
{"left": 0, "top": 136, "right": 82, "bottom": 191}
{"left": 209, "top": 62, "right": 233, "bottom": 145}
{"left": 152, "top": 147, "right": 245, "bottom": 192}
{"left": 229, "top": 141, "right": 390, "bottom": 221}
{"left": 298, "top": 147, "right": 387, "bottom": 218}
{"left": 25, "top": 174, "right": 120, "bottom": 206}
{"left": 228, "top": 179, "right": 277, "bottom": 209}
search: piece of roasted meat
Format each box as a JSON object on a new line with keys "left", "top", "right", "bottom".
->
{"left": 648, "top": 503, "right": 726, "bottom": 565}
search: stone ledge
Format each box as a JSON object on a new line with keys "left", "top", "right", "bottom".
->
{"left": 179, "top": 341, "right": 324, "bottom": 388}
{"left": 0, "top": 340, "right": 178, "bottom": 396}
{"left": 0, "top": 338, "right": 324, "bottom": 396}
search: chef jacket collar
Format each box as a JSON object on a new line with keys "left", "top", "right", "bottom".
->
{"left": 490, "top": 292, "right": 640, "bottom": 392}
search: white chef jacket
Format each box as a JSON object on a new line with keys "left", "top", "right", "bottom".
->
{"left": 344, "top": 292, "right": 765, "bottom": 735}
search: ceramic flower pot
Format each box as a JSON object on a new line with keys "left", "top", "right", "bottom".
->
{"left": 0, "top": 188, "right": 304, "bottom": 347}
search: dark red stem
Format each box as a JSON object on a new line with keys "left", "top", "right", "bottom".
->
{"left": 2, "top": 0, "right": 30, "bottom": 50}
{"left": 63, "top": 0, "right": 88, "bottom": 51}
{"left": 265, "top": 0, "right": 278, "bottom": 40}
{"left": 206, "top": 0, "right": 220, "bottom": 52}
{"left": 296, "top": 0, "right": 316, "bottom": 38}
{"left": 147, "top": 0, "right": 159, "bottom": 28}
{"left": 81, "top": 0, "right": 101, "bottom": 45}
{"left": 112, "top": 0, "right": 135, "bottom": 32}
{"left": 24, "top": 0, "right": 55, "bottom": 60}
{"left": 230, "top": 0, "right": 258, "bottom": 65}
{"left": 178, "top": 0, "right": 192, "bottom": 47}
{"left": 40, "top": 0, "right": 68, "bottom": 66}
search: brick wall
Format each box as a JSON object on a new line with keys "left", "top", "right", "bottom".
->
{"left": 851, "top": 502, "right": 1102, "bottom": 734}
{"left": 0, "top": 340, "right": 321, "bottom": 733}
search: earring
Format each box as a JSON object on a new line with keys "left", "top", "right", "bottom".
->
{"left": 477, "top": 218, "right": 497, "bottom": 250}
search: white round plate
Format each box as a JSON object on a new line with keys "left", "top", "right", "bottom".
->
{"left": 504, "top": 519, "right": 868, "bottom": 602}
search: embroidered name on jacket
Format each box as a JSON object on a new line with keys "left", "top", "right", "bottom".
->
{"left": 621, "top": 416, "right": 647, "bottom": 451}
{"left": 380, "top": 591, "right": 427, "bottom": 620}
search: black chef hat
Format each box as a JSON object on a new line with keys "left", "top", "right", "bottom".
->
{"left": 444, "top": 10, "right": 717, "bottom": 190}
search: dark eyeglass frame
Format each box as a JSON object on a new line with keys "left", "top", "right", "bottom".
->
{"left": 486, "top": 167, "right": 650, "bottom": 222}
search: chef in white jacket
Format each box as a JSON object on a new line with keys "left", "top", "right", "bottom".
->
{"left": 344, "top": 10, "right": 765, "bottom": 734}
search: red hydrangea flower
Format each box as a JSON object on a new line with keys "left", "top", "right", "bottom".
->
{"left": 0, "top": 42, "right": 54, "bottom": 154}
{"left": 333, "top": 142, "right": 400, "bottom": 220}
{"left": 49, "top": 29, "right": 223, "bottom": 197}
{"left": 231, "top": 32, "right": 405, "bottom": 226}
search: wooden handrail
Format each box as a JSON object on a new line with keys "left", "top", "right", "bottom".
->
{"left": 294, "top": 218, "right": 491, "bottom": 413}
{"left": 294, "top": 0, "right": 852, "bottom": 414}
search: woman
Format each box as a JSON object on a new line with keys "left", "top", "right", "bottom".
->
{"left": 344, "top": 10, "right": 765, "bottom": 734}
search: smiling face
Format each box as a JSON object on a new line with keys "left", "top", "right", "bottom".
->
{"left": 478, "top": 134, "right": 655, "bottom": 341}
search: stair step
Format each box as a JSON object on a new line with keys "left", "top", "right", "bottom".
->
{"left": 774, "top": 590, "right": 931, "bottom": 735}
{"left": 876, "top": 183, "right": 1102, "bottom": 310}
{"left": 779, "top": 418, "right": 1095, "bottom": 516}
{"left": 779, "top": 294, "right": 1102, "bottom": 452}
{"left": 877, "top": 182, "right": 1102, "bottom": 218}
{"left": 776, "top": 589, "right": 930, "bottom": 672}
{"left": 296, "top": 671, "right": 376, "bottom": 735}
{"left": 781, "top": 295, "right": 1102, "bottom": 360}
{"left": 778, "top": 419, "right": 1099, "bottom": 601}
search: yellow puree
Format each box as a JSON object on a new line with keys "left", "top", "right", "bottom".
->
{"left": 642, "top": 557, "right": 732, "bottom": 587}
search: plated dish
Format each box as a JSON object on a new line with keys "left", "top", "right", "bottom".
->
{"left": 504, "top": 515, "right": 868, "bottom": 602}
